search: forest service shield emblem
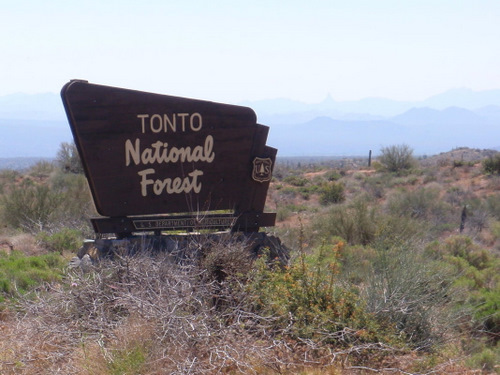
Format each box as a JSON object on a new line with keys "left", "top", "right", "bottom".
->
{"left": 252, "top": 157, "right": 273, "bottom": 183}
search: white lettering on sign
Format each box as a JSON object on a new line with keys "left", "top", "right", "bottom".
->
{"left": 126, "top": 113, "right": 215, "bottom": 198}
{"left": 137, "top": 113, "right": 203, "bottom": 133}
{"left": 138, "top": 169, "right": 203, "bottom": 197}
{"left": 124, "top": 135, "right": 215, "bottom": 166}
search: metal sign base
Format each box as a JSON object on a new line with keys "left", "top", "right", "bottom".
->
{"left": 91, "top": 212, "right": 276, "bottom": 238}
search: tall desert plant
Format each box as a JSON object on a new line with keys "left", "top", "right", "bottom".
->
{"left": 379, "top": 144, "right": 415, "bottom": 172}
{"left": 56, "top": 141, "right": 84, "bottom": 174}
{"left": 1, "top": 180, "right": 62, "bottom": 233}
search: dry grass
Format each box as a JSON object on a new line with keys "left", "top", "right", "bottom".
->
{"left": 9, "top": 233, "right": 46, "bottom": 256}
{"left": 0, "top": 247, "right": 457, "bottom": 375}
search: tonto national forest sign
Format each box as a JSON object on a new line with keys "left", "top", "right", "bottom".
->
{"left": 61, "top": 80, "right": 276, "bottom": 236}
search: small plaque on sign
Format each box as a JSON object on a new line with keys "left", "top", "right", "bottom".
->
{"left": 133, "top": 216, "right": 236, "bottom": 230}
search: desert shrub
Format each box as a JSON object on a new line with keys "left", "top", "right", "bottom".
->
{"left": 249, "top": 240, "right": 389, "bottom": 345}
{"left": 338, "top": 244, "right": 377, "bottom": 284}
{"left": 444, "top": 186, "right": 473, "bottom": 207}
{"left": 491, "top": 221, "right": 500, "bottom": 242}
{"left": 295, "top": 184, "right": 320, "bottom": 200}
{"left": 486, "top": 193, "right": 500, "bottom": 220}
{"left": 363, "top": 233, "right": 457, "bottom": 350}
{"left": 0, "top": 169, "right": 19, "bottom": 195}
{"left": 378, "top": 144, "right": 416, "bottom": 172}
{"left": 451, "top": 160, "right": 474, "bottom": 168}
{"left": 324, "top": 170, "right": 342, "bottom": 181}
{"left": 362, "top": 174, "right": 394, "bottom": 199}
{"left": 445, "top": 233, "right": 494, "bottom": 267}
{"left": 467, "top": 206, "right": 490, "bottom": 234}
{"left": 56, "top": 141, "right": 84, "bottom": 174}
{"left": 371, "top": 160, "right": 384, "bottom": 171}
{"left": 1, "top": 170, "right": 94, "bottom": 234}
{"left": 0, "top": 168, "right": 19, "bottom": 182}
{"left": 406, "top": 175, "right": 419, "bottom": 185}
{"left": 1, "top": 179, "right": 62, "bottom": 233}
{"left": 352, "top": 172, "right": 364, "bottom": 180}
{"left": 482, "top": 154, "right": 500, "bottom": 174}
{"left": 319, "top": 181, "right": 345, "bottom": 205}
{"left": 276, "top": 206, "right": 293, "bottom": 222}
{"left": 283, "top": 175, "right": 308, "bottom": 187}
{"left": 316, "top": 198, "right": 377, "bottom": 245}
{"left": 28, "top": 160, "right": 56, "bottom": 180}
{"left": 387, "top": 187, "right": 437, "bottom": 219}
{"left": 285, "top": 203, "right": 308, "bottom": 213}
{"left": 107, "top": 344, "right": 148, "bottom": 375}
{"left": 422, "top": 170, "right": 438, "bottom": 184}
{"left": 386, "top": 186, "right": 454, "bottom": 230}
{"left": 50, "top": 172, "right": 95, "bottom": 233}
{"left": 0, "top": 250, "right": 65, "bottom": 297}
{"left": 425, "top": 236, "right": 500, "bottom": 339}
{"left": 278, "top": 186, "right": 297, "bottom": 198}
{"left": 36, "top": 228, "right": 82, "bottom": 254}
{"left": 474, "top": 287, "right": 500, "bottom": 340}
{"left": 451, "top": 197, "right": 496, "bottom": 235}
{"left": 466, "top": 345, "right": 500, "bottom": 373}
{"left": 198, "top": 237, "right": 255, "bottom": 286}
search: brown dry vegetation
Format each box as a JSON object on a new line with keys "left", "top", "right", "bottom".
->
{"left": 0, "top": 146, "right": 499, "bottom": 374}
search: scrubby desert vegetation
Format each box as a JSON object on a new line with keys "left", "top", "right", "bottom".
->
{"left": 0, "top": 144, "right": 499, "bottom": 374}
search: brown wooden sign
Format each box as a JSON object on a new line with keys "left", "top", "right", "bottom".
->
{"left": 61, "top": 80, "right": 276, "bottom": 235}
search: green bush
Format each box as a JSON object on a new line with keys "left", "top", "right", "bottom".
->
{"left": 338, "top": 244, "right": 377, "bottom": 284}
{"left": 276, "top": 206, "right": 293, "bottom": 222}
{"left": 50, "top": 172, "right": 95, "bottom": 234}
{"left": 378, "top": 144, "right": 416, "bottom": 172}
{"left": 1, "top": 179, "right": 62, "bottom": 232}
{"left": 362, "top": 174, "right": 396, "bottom": 199}
{"left": 0, "top": 170, "right": 95, "bottom": 235}
{"left": 486, "top": 193, "right": 500, "bottom": 220}
{"left": 316, "top": 199, "right": 377, "bottom": 245}
{"left": 283, "top": 175, "right": 309, "bottom": 187}
{"left": 278, "top": 186, "right": 297, "bottom": 198}
{"left": 474, "top": 287, "right": 500, "bottom": 339}
{"left": 28, "top": 160, "right": 56, "bottom": 179}
{"left": 364, "top": 234, "right": 456, "bottom": 350}
{"left": 0, "top": 250, "right": 65, "bottom": 297}
{"left": 425, "top": 236, "right": 500, "bottom": 339}
{"left": 324, "top": 170, "right": 342, "bottom": 181}
{"left": 37, "top": 228, "right": 82, "bottom": 254}
{"left": 482, "top": 154, "right": 500, "bottom": 174}
{"left": 319, "top": 181, "right": 345, "bottom": 205}
{"left": 297, "top": 184, "right": 321, "bottom": 200}
{"left": 107, "top": 344, "right": 148, "bottom": 375}
{"left": 466, "top": 346, "right": 500, "bottom": 373}
{"left": 491, "top": 221, "right": 500, "bottom": 241}
{"left": 248, "top": 240, "right": 389, "bottom": 345}
{"left": 386, "top": 186, "right": 453, "bottom": 229}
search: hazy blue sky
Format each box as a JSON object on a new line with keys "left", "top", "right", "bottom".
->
{"left": 2, "top": 0, "right": 499, "bottom": 103}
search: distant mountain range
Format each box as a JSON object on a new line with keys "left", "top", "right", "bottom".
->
{"left": 0, "top": 88, "right": 499, "bottom": 158}
{"left": 245, "top": 88, "right": 500, "bottom": 156}
{"left": 268, "top": 107, "right": 499, "bottom": 156}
